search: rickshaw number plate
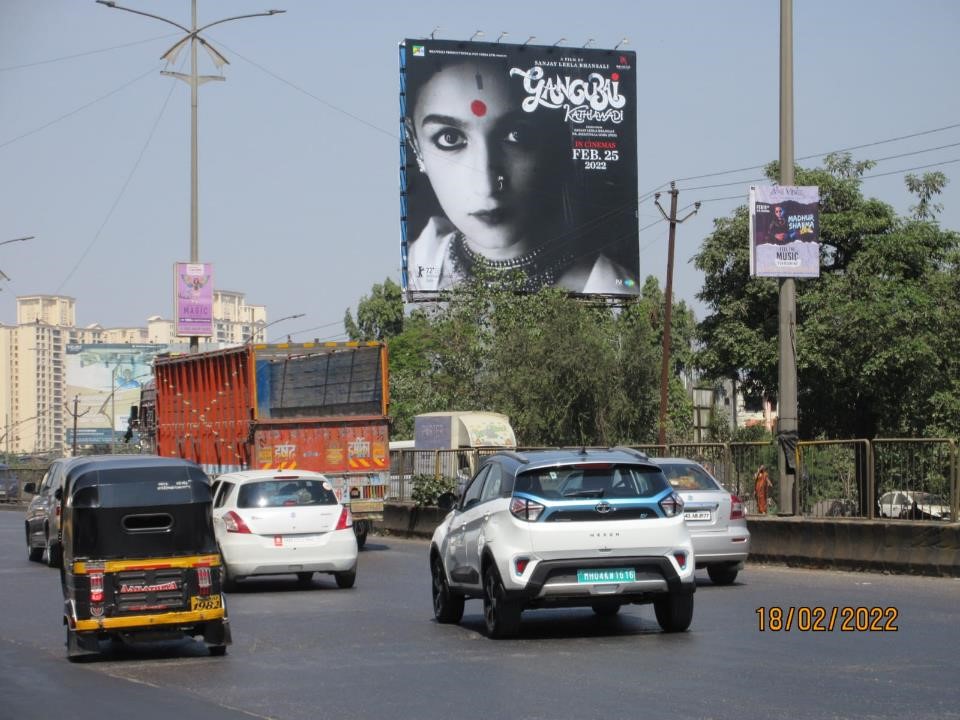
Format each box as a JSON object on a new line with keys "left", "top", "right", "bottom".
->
{"left": 191, "top": 595, "right": 222, "bottom": 611}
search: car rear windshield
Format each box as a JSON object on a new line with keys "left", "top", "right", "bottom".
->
{"left": 237, "top": 479, "right": 337, "bottom": 508}
{"left": 659, "top": 463, "right": 721, "bottom": 491}
{"left": 514, "top": 464, "right": 669, "bottom": 499}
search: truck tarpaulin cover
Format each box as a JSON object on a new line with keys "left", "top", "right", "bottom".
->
{"left": 400, "top": 39, "right": 639, "bottom": 298}
{"left": 255, "top": 346, "right": 384, "bottom": 418}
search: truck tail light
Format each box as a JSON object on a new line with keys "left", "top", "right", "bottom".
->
{"left": 659, "top": 491, "right": 684, "bottom": 518}
{"left": 197, "top": 566, "right": 212, "bottom": 596}
{"left": 89, "top": 572, "right": 104, "bottom": 603}
{"left": 223, "top": 511, "right": 251, "bottom": 534}
{"left": 510, "top": 497, "right": 545, "bottom": 521}
{"left": 729, "top": 495, "right": 745, "bottom": 520}
{"left": 336, "top": 507, "right": 353, "bottom": 530}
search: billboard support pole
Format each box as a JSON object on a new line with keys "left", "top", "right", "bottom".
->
{"left": 777, "top": 0, "right": 798, "bottom": 515}
{"left": 654, "top": 183, "right": 700, "bottom": 445}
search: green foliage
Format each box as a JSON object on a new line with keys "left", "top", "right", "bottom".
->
{"left": 348, "top": 270, "right": 695, "bottom": 447}
{"left": 344, "top": 278, "right": 404, "bottom": 341}
{"left": 695, "top": 153, "right": 960, "bottom": 439}
{"left": 410, "top": 474, "right": 456, "bottom": 507}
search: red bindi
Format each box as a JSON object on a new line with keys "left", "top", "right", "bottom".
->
{"left": 470, "top": 100, "right": 487, "bottom": 117}
{"left": 611, "top": 72, "right": 620, "bottom": 82}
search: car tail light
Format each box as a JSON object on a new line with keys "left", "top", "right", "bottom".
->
{"left": 197, "top": 566, "right": 212, "bottom": 596}
{"left": 223, "top": 511, "right": 252, "bottom": 534}
{"left": 514, "top": 557, "right": 530, "bottom": 575}
{"left": 89, "top": 572, "right": 104, "bottom": 603}
{"left": 673, "top": 552, "right": 687, "bottom": 570}
{"left": 335, "top": 506, "right": 353, "bottom": 530}
{"left": 729, "top": 494, "right": 745, "bottom": 520}
{"left": 659, "top": 491, "right": 684, "bottom": 517}
{"left": 510, "top": 496, "right": 545, "bottom": 521}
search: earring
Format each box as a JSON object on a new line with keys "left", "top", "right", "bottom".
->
{"left": 497, "top": 175, "right": 505, "bottom": 191}
{"left": 417, "top": 157, "right": 426, "bottom": 173}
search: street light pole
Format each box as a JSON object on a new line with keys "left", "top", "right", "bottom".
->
{"left": 258, "top": 313, "right": 305, "bottom": 343}
{"left": 96, "top": 1, "right": 285, "bottom": 353}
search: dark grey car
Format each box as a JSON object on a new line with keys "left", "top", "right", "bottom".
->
{"left": 24, "top": 458, "right": 74, "bottom": 567}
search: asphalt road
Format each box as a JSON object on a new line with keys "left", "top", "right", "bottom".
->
{"left": 0, "top": 508, "right": 958, "bottom": 720}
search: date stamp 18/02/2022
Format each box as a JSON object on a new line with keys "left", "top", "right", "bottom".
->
{"left": 756, "top": 606, "right": 899, "bottom": 632}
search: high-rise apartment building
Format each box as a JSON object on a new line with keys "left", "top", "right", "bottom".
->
{"left": 0, "top": 291, "right": 267, "bottom": 455}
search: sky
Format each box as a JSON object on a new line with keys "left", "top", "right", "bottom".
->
{"left": 1, "top": 0, "right": 958, "bottom": 342}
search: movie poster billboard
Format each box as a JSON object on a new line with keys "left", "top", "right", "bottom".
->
{"left": 175, "top": 262, "right": 213, "bottom": 336}
{"left": 64, "top": 344, "right": 168, "bottom": 446}
{"left": 400, "top": 39, "right": 639, "bottom": 298}
{"left": 749, "top": 185, "right": 821, "bottom": 278}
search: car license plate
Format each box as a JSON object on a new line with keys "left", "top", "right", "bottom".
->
{"left": 685, "top": 510, "right": 712, "bottom": 521}
{"left": 577, "top": 568, "right": 636, "bottom": 584}
{"left": 191, "top": 595, "right": 222, "bottom": 611}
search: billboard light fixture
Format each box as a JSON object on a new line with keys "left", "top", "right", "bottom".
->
{"left": 496, "top": 31, "right": 508, "bottom": 43}
{"left": 615, "top": 37, "right": 629, "bottom": 50}
{"left": 469, "top": 30, "right": 484, "bottom": 42}
{"left": 552, "top": 37, "right": 566, "bottom": 46}
{"left": 522, "top": 35, "right": 535, "bottom": 46}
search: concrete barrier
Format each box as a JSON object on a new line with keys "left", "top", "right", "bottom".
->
{"left": 377, "top": 502, "right": 960, "bottom": 578}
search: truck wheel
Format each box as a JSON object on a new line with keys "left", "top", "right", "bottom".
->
{"left": 483, "top": 565, "right": 521, "bottom": 639}
{"left": 354, "top": 520, "right": 369, "bottom": 549}
{"left": 431, "top": 555, "right": 464, "bottom": 624}
{"left": 654, "top": 592, "right": 694, "bottom": 633}
{"left": 334, "top": 570, "right": 356, "bottom": 589}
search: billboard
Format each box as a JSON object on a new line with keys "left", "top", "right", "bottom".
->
{"left": 64, "top": 344, "right": 168, "bottom": 446}
{"left": 749, "top": 185, "right": 821, "bottom": 278}
{"left": 175, "top": 262, "right": 213, "bottom": 336}
{"left": 400, "top": 39, "right": 639, "bottom": 298}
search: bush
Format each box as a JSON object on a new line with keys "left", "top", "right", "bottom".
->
{"left": 411, "top": 474, "right": 457, "bottom": 507}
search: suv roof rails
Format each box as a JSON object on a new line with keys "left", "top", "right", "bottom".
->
{"left": 609, "top": 446, "right": 650, "bottom": 461}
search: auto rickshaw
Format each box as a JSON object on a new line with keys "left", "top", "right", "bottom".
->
{"left": 59, "top": 455, "right": 230, "bottom": 660}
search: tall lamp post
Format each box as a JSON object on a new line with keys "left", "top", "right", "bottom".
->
{"left": 257, "top": 313, "right": 305, "bottom": 343}
{"left": 96, "top": 1, "right": 284, "bottom": 353}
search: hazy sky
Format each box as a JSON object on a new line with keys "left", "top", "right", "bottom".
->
{"left": 1, "top": 0, "right": 957, "bottom": 342}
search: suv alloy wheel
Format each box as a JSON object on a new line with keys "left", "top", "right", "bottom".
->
{"left": 431, "top": 555, "right": 464, "bottom": 623}
{"left": 483, "top": 564, "right": 522, "bottom": 639}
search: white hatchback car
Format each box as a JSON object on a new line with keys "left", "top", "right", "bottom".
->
{"left": 430, "top": 448, "right": 696, "bottom": 638}
{"left": 211, "top": 470, "right": 358, "bottom": 590}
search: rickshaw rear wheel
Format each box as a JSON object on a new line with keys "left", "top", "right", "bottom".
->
{"left": 28, "top": 542, "right": 43, "bottom": 562}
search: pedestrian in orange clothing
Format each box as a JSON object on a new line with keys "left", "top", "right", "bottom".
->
{"left": 754, "top": 464, "right": 773, "bottom": 514}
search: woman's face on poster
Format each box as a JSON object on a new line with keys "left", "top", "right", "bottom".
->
{"left": 412, "top": 63, "right": 550, "bottom": 254}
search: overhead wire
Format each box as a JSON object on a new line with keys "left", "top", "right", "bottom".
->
{"left": 55, "top": 62, "right": 181, "bottom": 293}
{"left": 0, "top": 64, "right": 160, "bottom": 150}
{"left": 0, "top": 33, "right": 179, "bottom": 72}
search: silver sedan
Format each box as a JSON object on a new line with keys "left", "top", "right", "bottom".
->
{"left": 652, "top": 458, "right": 751, "bottom": 585}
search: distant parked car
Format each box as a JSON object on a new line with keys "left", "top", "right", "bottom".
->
{"left": 211, "top": 470, "right": 359, "bottom": 590}
{"left": 0, "top": 464, "right": 19, "bottom": 503}
{"left": 878, "top": 491, "right": 951, "bottom": 521}
{"left": 652, "top": 458, "right": 751, "bottom": 585}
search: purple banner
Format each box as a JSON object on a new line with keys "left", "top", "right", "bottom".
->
{"left": 175, "top": 262, "right": 213, "bottom": 336}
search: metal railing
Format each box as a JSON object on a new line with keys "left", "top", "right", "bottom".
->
{"left": 388, "top": 439, "right": 959, "bottom": 523}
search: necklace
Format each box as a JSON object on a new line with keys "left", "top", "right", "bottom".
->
{"left": 450, "top": 232, "right": 575, "bottom": 291}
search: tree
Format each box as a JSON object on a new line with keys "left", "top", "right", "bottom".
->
{"left": 905, "top": 171, "right": 948, "bottom": 221}
{"left": 694, "top": 153, "right": 960, "bottom": 438}
{"left": 343, "top": 278, "right": 404, "bottom": 341}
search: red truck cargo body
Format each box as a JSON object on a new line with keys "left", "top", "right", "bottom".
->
{"left": 152, "top": 342, "right": 390, "bottom": 518}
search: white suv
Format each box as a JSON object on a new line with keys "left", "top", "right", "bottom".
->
{"left": 430, "top": 448, "right": 695, "bottom": 638}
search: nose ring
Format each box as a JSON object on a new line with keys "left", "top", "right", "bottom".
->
{"left": 496, "top": 175, "right": 505, "bottom": 191}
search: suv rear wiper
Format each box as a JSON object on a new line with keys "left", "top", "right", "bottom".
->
{"left": 562, "top": 490, "right": 605, "bottom": 498}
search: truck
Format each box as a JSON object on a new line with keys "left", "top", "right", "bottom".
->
{"left": 142, "top": 342, "right": 390, "bottom": 547}
{"left": 390, "top": 411, "right": 517, "bottom": 498}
